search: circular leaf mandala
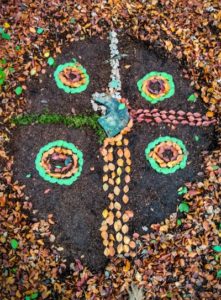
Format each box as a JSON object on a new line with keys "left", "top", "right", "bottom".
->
{"left": 35, "top": 140, "right": 84, "bottom": 185}
{"left": 145, "top": 136, "right": 188, "bottom": 174}
{"left": 137, "top": 71, "right": 175, "bottom": 104}
{"left": 54, "top": 59, "right": 90, "bottom": 94}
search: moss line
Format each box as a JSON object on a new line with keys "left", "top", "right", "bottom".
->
{"left": 11, "top": 113, "right": 106, "bottom": 143}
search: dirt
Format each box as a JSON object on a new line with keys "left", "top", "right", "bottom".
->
{"left": 126, "top": 123, "right": 215, "bottom": 233}
{"left": 12, "top": 124, "right": 108, "bottom": 271}
{"left": 27, "top": 36, "right": 110, "bottom": 115}
{"left": 119, "top": 34, "right": 209, "bottom": 115}
{"left": 12, "top": 34, "right": 216, "bottom": 271}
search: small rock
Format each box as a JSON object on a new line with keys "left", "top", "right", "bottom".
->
{"left": 40, "top": 99, "right": 48, "bottom": 104}
{"left": 49, "top": 234, "right": 56, "bottom": 243}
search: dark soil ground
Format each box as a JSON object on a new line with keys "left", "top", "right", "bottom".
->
{"left": 12, "top": 125, "right": 108, "bottom": 271}
{"left": 119, "top": 34, "right": 209, "bottom": 115}
{"left": 12, "top": 34, "right": 216, "bottom": 271}
{"left": 26, "top": 34, "right": 210, "bottom": 116}
{"left": 127, "top": 123, "right": 216, "bottom": 232}
{"left": 27, "top": 36, "right": 110, "bottom": 115}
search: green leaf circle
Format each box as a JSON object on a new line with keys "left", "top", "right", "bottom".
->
{"left": 54, "top": 60, "right": 90, "bottom": 94}
{"left": 137, "top": 71, "right": 175, "bottom": 104}
{"left": 145, "top": 136, "right": 188, "bottom": 174}
{"left": 35, "top": 140, "right": 84, "bottom": 185}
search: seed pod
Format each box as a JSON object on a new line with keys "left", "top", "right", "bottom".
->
{"left": 108, "top": 163, "right": 115, "bottom": 171}
{"left": 103, "top": 174, "right": 108, "bottom": 182}
{"left": 111, "top": 171, "right": 116, "bottom": 179}
{"left": 125, "top": 166, "right": 131, "bottom": 173}
{"left": 101, "top": 148, "right": 108, "bottom": 156}
{"left": 109, "top": 240, "right": 114, "bottom": 247}
{"left": 103, "top": 165, "right": 109, "bottom": 173}
{"left": 103, "top": 183, "right": 109, "bottom": 191}
{"left": 126, "top": 159, "right": 131, "bottom": 166}
{"left": 123, "top": 185, "right": 129, "bottom": 193}
{"left": 109, "top": 247, "right": 115, "bottom": 256}
{"left": 100, "top": 224, "right": 108, "bottom": 231}
{"left": 125, "top": 210, "right": 134, "bottom": 218}
{"left": 109, "top": 233, "right": 115, "bottom": 241}
{"left": 107, "top": 152, "right": 113, "bottom": 161}
{"left": 124, "top": 148, "right": 130, "bottom": 159}
{"left": 122, "top": 224, "right": 129, "bottom": 234}
{"left": 101, "top": 220, "right": 107, "bottom": 226}
{"left": 114, "top": 220, "right": 122, "bottom": 232}
{"left": 129, "top": 240, "right": 136, "bottom": 249}
{"left": 123, "top": 244, "right": 130, "bottom": 253}
{"left": 114, "top": 202, "right": 121, "bottom": 210}
{"left": 106, "top": 212, "right": 114, "bottom": 226}
{"left": 123, "top": 138, "right": 129, "bottom": 146}
{"left": 122, "top": 213, "right": 129, "bottom": 223}
{"left": 117, "top": 243, "right": 124, "bottom": 254}
{"left": 116, "top": 141, "right": 122, "bottom": 146}
{"left": 114, "top": 186, "right": 121, "bottom": 196}
{"left": 108, "top": 178, "right": 114, "bottom": 185}
{"left": 125, "top": 175, "right": 131, "bottom": 184}
{"left": 109, "top": 202, "right": 114, "bottom": 210}
{"left": 108, "top": 193, "right": 115, "bottom": 201}
{"left": 116, "top": 232, "right": 123, "bottom": 242}
{"left": 115, "top": 134, "right": 123, "bottom": 141}
{"left": 103, "top": 156, "right": 109, "bottom": 163}
{"left": 104, "top": 247, "right": 109, "bottom": 256}
{"left": 101, "top": 231, "right": 108, "bottom": 240}
{"left": 122, "top": 194, "right": 129, "bottom": 204}
{"left": 116, "top": 211, "right": 122, "bottom": 218}
{"left": 102, "top": 209, "right": 108, "bottom": 218}
{"left": 124, "top": 235, "right": 130, "bottom": 244}
{"left": 115, "top": 177, "right": 121, "bottom": 185}
{"left": 130, "top": 251, "right": 136, "bottom": 258}
{"left": 117, "top": 149, "right": 124, "bottom": 157}
{"left": 103, "top": 240, "right": 109, "bottom": 247}
{"left": 117, "top": 159, "right": 124, "bottom": 167}
{"left": 117, "top": 167, "right": 122, "bottom": 176}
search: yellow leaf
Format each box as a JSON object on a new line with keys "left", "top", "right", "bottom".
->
{"left": 122, "top": 224, "right": 129, "bottom": 234}
{"left": 117, "top": 243, "right": 123, "bottom": 254}
{"left": 114, "top": 220, "right": 122, "bottom": 232}
{"left": 123, "top": 260, "right": 131, "bottom": 272}
{"left": 102, "top": 209, "right": 108, "bottom": 218}
{"left": 135, "top": 272, "right": 142, "bottom": 282}
{"left": 103, "top": 183, "right": 109, "bottom": 191}
{"left": 6, "top": 276, "right": 15, "bottom": 284}
{"left": 44, "top": 51, "right": 50, "bottom": 58}
{"left": 206, "top": 111, "right": 214, "bottom": 118}
{"left": 114, "top": 186, "right": 121, "bottom": 196}
{"left": 114, "top": 202, "right": 121, "bottom": 210}
{"left": 165, "top": 40, "right": 173, "bottom": 52}
{"left": 4, "top": 22, "right": 10, "bottom": 28}
{"left": 122, "top": 194, "right": 129, "bottom": 204}
{"left": 116, "top": 232, "right": 123, "bottom": 242}
{"left": 124, "top": 235, "right": 130, "bottom": 244}
{"left": 29, "top": 27, "right": 36, "bottom": 33}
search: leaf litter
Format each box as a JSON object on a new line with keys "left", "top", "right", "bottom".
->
{"left": 0, "top": 0, "right": 220, "bottom": 299}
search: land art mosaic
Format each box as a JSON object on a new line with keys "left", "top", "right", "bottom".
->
{"left": 12, "top": 31, "right": 217, "bottom": 268}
